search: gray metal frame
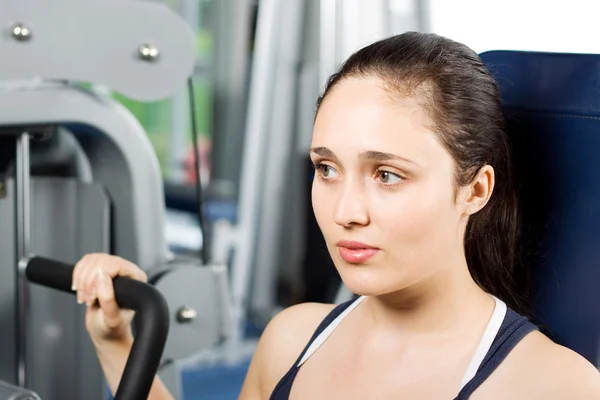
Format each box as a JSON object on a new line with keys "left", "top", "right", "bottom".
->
{"left": 0, "top": 380, "right": 41, "bottom": 400}
{"left": 211, "top": 0, "right": 280, "bottom": 357}
{"left": 210, "top": 0, "right": 255, "bottom": 189}
{"left": 14, "top": 134, "right": 31, "bottom": 388}
{"left": 0, "top": 83, "right": 172, "bottom": 399}
{"left": 0, "top": 174, "right": 111, "bottom": 400}
{"left": 0, "top": 0, "right": 195, "bottom": 102}
{"left": 0, "top": 1, "right": 200, "bottom": 398}
{"left": 0, "top": 83, "right": 169, "bottom": 269}
{"left": 209, "top": 0, "right": 309, "bottom": 359}
{"left": 249, "top": 0, "right": 307, "bottom": 323}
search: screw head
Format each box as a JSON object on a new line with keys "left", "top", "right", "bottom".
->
{"left": 11, "top": 23, "right": 32, "bottom": 41}
{"left": 176, "top": 306, "right": 197, "bottom": 323}
{"left": 138, "top": 44, "right": 160, "bottom": 61}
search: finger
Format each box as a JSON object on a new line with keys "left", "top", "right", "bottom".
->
{"left": 100, "top": 256, "right": 147, "bottom": 283}
{"left": 96, "top": 267, "right": 122, "bottom": 329}
{"left": 81, "top": 254, "right": 101, "bottom": 305}
{"left": 119, "top": 259, "right": 147, "bottom": 282}
{"left": 85, "top": 255, "right": 137, "bottom": 305}
{"left": 72, "top": 253, "right": 92, "bottom": 291}
{"left": 77, "top": 255, "right": 146, "bottom": 305}
{"left": 75, "top": 254, "right": 93, "bottom": 304}
{"left": 134, "top": 266, "right": 148, "bottom": 283}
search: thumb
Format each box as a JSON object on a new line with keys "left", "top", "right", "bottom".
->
{"left": 96, "top": 268, "right": 122, "bottom": 328}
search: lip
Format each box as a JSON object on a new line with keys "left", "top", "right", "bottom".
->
{"left": 336, "top": 240, "right": 378, "bottom": 250}
{"left": 336, "top": 240, "right": 379, "bottom": 264}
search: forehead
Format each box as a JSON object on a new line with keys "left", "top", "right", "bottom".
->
{"left": 312, "top": 77, "right": 443, "bottom": 162}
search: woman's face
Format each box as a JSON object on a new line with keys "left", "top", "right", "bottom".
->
{"left": 310, "top": 76, "right": 469, "bottom": 296}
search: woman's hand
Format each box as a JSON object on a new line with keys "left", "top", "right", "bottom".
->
{"left": 72, "top": 253, "right": 148, "bottom": 345}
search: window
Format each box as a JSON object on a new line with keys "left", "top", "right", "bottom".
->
{"left": 427, "top": 0, "right": 600, "bottom": 54}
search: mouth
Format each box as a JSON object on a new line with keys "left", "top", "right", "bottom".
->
{"left": 336, "top": 240, "right": 380, "bottom": 264}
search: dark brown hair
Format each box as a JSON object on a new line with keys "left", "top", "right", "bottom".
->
{"left": 316, "top": 32, "right": 530, "bottom": 315}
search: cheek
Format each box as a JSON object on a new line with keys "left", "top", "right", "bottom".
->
{"left": 372, "top": 181, "right": 457, "bottom": 254}
{"left": 311, "top": 181, "right": 331, "bottom": 231}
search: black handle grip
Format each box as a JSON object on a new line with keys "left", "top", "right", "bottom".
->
{"left": 23, "top": 256, "right": 170, "bottom": 400}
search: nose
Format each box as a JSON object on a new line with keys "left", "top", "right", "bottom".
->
{"left": 333, "top": 179, "right": 370, "bottom": 227}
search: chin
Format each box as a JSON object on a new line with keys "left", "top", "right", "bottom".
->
{"left": 338, "top": 267, "right": 403, "bottom": 297}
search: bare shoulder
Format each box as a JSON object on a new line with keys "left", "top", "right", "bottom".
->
{"left": 255, "top": 302, "right": 338, "bottom": 386}
{"left": 238, "top": 302, "right": 337, "bottom": 399}
{"left": 526, "top": 332, "right": 600, "bottom": 398}
{"left": 480, "top": 330, "right": 600, "bottom": 399}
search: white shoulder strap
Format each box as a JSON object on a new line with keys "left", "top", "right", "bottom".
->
{"left": 297, "top": 296, "right": 366, "bottom": 366}
{"left": 296, "top": 293, "right": 508, "bottom": 388}
{"left": 459, "top": 295, "right": 507, "bottom": 390}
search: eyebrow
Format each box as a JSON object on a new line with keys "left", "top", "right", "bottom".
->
{"left": 310, "top": 146, "right": 336, "bottom": 159}
{"left": 361, "top": 150, "right": 418, "bottom": 165}
{"left": 309, "top": 147, "right": 418, "bottom": 166}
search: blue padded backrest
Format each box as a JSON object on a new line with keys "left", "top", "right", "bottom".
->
{"left": 480, "top": 50, "right": 600, "bottom": 367}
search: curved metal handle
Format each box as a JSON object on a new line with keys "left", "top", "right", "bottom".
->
{"left": 22, "top": 256, "right": 170, "bottom": 400}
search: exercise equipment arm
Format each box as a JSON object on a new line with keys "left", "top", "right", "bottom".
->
{"left": 21, "top": 256, "right": 170, "bottom": 400}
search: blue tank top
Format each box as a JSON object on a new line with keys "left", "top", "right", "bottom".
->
{"left": 269, "top": 296, "right": 537, "bottom": 399}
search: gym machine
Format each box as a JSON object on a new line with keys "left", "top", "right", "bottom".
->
{"left": 1, "top": 256, "right": 170, "bottom": 400}
{"left": 0, "top": 0, "right": 233, "bottom": 399}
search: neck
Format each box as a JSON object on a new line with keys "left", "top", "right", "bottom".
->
{"left": 362, "top": 262, "right": 494, "bottom": 338}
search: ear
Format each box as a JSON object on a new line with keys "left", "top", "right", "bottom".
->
{"left": 459, "top": 165, "right": 495, "bottom": 216}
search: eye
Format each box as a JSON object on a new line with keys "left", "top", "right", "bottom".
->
{"left": 376, "top": 170, "right": 402, "bottom": 184}
{"left": 322, "top": 165, "right": 337, "bottom": 178}
{"left": 320, "top": 164, "right": 339, "bottom": 178}
{"left": 313, "top": 163, "right": 340, "bottom": 180}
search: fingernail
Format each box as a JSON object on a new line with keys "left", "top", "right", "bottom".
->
{"left": 71, "top": 285, "right": 76, "bottom": 291}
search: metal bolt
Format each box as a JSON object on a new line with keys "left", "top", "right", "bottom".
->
{"left": 176, "top": 306, "right": 197, "bottom": 323}
{"left": 11, "top": 23, "right": 32, "bottom": 41}
{"left": 138, "top": 44, "right": 160, "bottom": 61}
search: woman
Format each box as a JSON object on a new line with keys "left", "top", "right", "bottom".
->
{"left": 72, "top": 32, "right": 600, "bottom": 399}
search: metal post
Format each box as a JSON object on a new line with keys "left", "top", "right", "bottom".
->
{"left": 210, "top": 0, "right": 253, "bottom": 190}
{"left": 225, "top": 0, "right": 279, "bottom": 360}
{"left": 15, "top": 132, "right": 31, "bottom": 388}
{"left": 319, "top": 0, "right": 338, "bottom": 89}
{"left": 249, "top": 0, "right": 306, "bottom": 324}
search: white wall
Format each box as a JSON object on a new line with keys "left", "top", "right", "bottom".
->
{"left": 427, "top": 0, "right": 600, "bottom": 54}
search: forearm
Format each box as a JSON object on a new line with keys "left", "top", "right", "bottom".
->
{"left": 94, "top": 336, "right": 175, "bottom": 400}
